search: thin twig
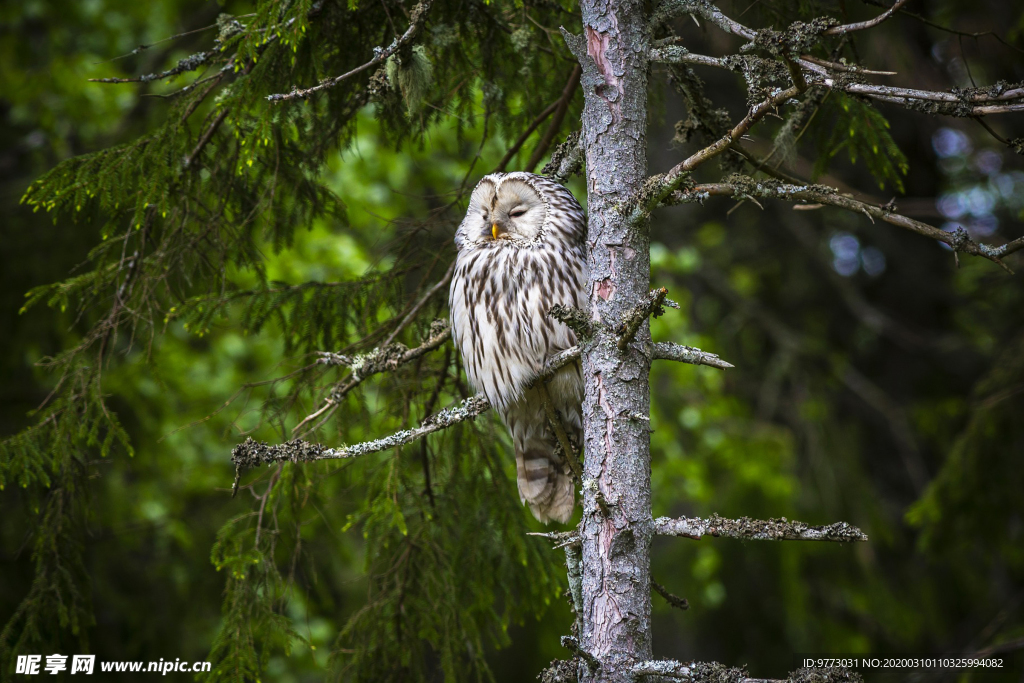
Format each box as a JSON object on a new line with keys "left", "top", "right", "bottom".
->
{"left": 184, "top": 108, "right": 230, "bottom": 168}
{"left": 823, "top": 0, "right": 911, "bottom": 35}
{"left": 382, "top": 260, "right": 455, "bottom": 346}
{"left": 493, "top": 100, "right": 560, "bottom": 173}
{"left": 798, "top": 54, "right": 896, "bottom": 76}
{"left": 526, "top": 64, "right": 582, "bottom": 172}
{"left": 652, "top": 579, "right": 689, "bottom": 610}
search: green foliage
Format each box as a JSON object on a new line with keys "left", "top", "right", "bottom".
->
{"left": 168, "top": 273, "right": 407, "bottom": 353}
{"left": 1, "top": 480, "right": 93, "bottom": 665}
{"left": 812, "top": 93, "right": 909, "bottom": 192}
{"left": 333, "top": 429, "right": 560, "bottom": 682}
{"left": 207, "top": 508, "right": 304, "bottom": 682}
{"left": 906, "top": 332, "right": 1024, "bottom": 564}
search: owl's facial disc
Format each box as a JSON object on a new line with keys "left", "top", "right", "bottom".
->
{"left": 490, "top": 180, "right": 544, "bottom": 241}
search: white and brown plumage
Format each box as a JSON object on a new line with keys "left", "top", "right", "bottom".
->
{"left": 449, "top": 172, "right": 587, "bottom": 524}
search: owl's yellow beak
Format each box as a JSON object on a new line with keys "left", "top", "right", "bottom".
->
{"left": 492, "top": 223, "right": 499, "bottom": 240}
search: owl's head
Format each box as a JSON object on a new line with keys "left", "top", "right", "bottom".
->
{"left": 456, "top": 173, "right": 549, "bottom": 248}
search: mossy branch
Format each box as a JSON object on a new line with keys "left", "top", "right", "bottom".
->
{"left": 654, "top": 513, "right": 868, "bottom": 542}
{"left": 660, "top": 177, "right": 1023, "bottom": 271}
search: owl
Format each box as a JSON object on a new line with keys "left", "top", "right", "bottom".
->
{"left": 449, "top": 172, "right": 588, "bottom": 524}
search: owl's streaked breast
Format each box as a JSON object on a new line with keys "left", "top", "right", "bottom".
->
{"left": 449, "top": 173, "right": 587, "bottom": 413}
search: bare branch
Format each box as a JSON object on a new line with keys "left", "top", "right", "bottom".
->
{"left": 652, "top": 341, "right": 733, "bottom": 369}
{"left": 798, "top": 54, "right": 896, "bottom": 76}
{"left": 812, "top": 78, "right": 1024, "bottom": 116}
{"left": 233, "top": 393, "right": 490, "bottom": 483}
{"left": 662, "top": 178, "right": 1020, "bottom": 270}
{"left": 266, "top": 0, "right": 432, "bottom": 102}
{"left": 659, "top": 0, "right": 756, "bottom": 40}
{"left": 526, "top": 64, "right": 583, "bottom": 172}
{"left": 561, "top": 636, "right": 601, "bottom": 672}
{"left": 617, "top": 287, "right": 670, "bottom": 351}
{"left": 382, "top": 260, "right": 455, "bottom": 346}
{"left": 654, "top": 513, "right": 868, "bottom": 542}
{"left": 986, "top": 235, "right": 1024, "bottom": 259}
{"left": 652, "top": 579, "right": 689, "bottom": 610}
{"left": 627, "top": 85, "right": 801, "bottom": 221}
{"left": 661, "top": 2, "right": 1024, "bottom": 117}
{"left": 823, "top": 0, "right": 911, "bottom": 35}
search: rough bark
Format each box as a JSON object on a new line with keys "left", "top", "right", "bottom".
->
{"left": 565, "top": 0, "right": 652, "bottom": 679}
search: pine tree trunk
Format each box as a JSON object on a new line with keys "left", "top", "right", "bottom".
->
{"left": 568, "top": 0, "right": 652, "bottom": 679}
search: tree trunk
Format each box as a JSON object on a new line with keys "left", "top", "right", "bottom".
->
{"left": 567, "top": 1, "right": 652, "bottom": 680}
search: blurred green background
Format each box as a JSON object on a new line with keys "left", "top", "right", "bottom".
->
{"left": 1, "top": 0, "right": 1023, "bottom": 681}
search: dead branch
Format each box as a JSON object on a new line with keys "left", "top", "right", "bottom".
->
{"left": 628, "top": 84, "right": 802, "bottom": 222}
{"left": 654, "top": 513, "right": 868, "bottom": 542}
{"left": 823, "top": 0, "right": 911, "bottom": 35}
{"left": 292, "top": 322, "right": 451, "bottom": 435}
{"left": 652, "top": 342, "right": 734, "bottom": 369}
{"left": 652, "top": 579, "right": 689, "bottom": 610}
{"left": 233, "top": 394, "right": 491, "bottom": 484}
{"left": 660, "top": 2, "right": 1024, "bottom": 117}
{"left": 527, "top": 64, "right": 583, "bottom": 172}
{"left": 662, "top": 179, "right": 1022, "bottom": 270}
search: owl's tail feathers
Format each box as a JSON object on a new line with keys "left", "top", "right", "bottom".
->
{"left": 515, "top": 446, "right": 575, "bottom": 524}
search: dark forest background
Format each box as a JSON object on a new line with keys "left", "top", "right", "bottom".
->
{"left": 1, "top": 0, "right": 1023, "bottom": 681}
